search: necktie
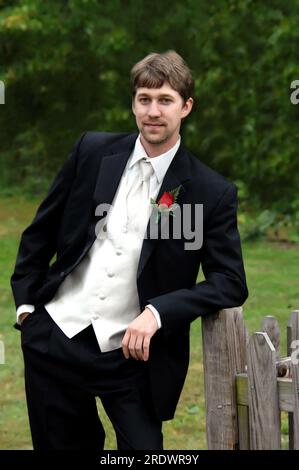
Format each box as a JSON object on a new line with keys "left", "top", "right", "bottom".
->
{"left": 126, "top": 158, "right": 154, "bottom": 230}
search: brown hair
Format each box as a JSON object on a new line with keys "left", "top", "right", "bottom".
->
{"left": 130, "top": 50, "right": 194, "bottom": 103}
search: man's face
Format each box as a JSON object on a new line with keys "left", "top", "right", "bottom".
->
{"left": 132, "top": 82, "right": 193, "bottom": 147}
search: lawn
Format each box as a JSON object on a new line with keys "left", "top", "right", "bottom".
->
{"left": 0, "top": 196, "right": 298, "bottom": 449}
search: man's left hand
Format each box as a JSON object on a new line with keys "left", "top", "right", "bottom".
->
{"left": 121, "top": 308, "right": 159, "bottom": 361}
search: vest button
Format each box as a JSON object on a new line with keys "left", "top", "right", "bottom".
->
{"left": 103, "top": 224, "right": 107, "bottom": 232}
{"left": 99, "top": 294, "right": 106, "bottom": 300}
{"left": 116, "top": 250, "right": 122, "bottom": 256}
{"left": 107, "top": 271, "right": 114, "bottom": 278}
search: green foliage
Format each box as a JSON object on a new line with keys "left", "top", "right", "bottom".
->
{"left": 0, "top": 0, "right": 299, "bottom": 212}
{"left": 239, "top": 209, "right": 299, "bottom": 243}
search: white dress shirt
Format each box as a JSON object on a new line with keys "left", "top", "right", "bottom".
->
{"left": 17, "top": 134, "right": 181, "bottom": 351}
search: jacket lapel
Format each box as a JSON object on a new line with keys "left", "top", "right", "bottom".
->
{"left": 93, "top": 133, "right": 138, "bottom": 209}
{"left": 137, "top": 143, "right": 191, "bottom": 279}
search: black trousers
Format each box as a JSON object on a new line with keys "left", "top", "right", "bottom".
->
{"left": 21, "top": 305, "right": 163, "bottom": 450}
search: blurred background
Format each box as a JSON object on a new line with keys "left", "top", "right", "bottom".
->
{"left": 0, "top": 0, "right": 299, "bottom": 450}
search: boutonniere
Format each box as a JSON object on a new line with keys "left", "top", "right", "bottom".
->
{"left": 150, "top": 185, "right": 182, "bottom": 223}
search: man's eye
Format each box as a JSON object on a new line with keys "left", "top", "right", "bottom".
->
{"left": 139, "top": 98, "right": 149, "bottom": 103}
{"left": 161, "top": 99, "right": 172, "bottom": 104}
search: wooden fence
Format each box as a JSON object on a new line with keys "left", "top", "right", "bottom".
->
{"left": 201, "top": 307, "right": 299, "bottom": 449}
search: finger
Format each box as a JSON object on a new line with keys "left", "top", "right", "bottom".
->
{"left": 142, "top": 336, "right": 151, "bottom": 361}
{"left": 128, "top": 335, "right": 138, "bottom": 361}
{"left": 135, "top": 336, "right": 144, "bottom": 361}
{"left": 121, "top": 331, "right": 130, "bottom": 359}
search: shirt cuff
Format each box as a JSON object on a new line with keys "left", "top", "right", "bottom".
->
{"left": 16, "top": 304, "right": 35, "bottom": 325}
{"left": 145, "top": 304, "right": 162, "bottom": 329}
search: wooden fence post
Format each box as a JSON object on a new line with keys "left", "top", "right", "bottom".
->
{"left": 287, "top": 310, "right": 299, "bottom": 352}
{"left": 291, "top": 358, "right": 299, "bottom": 449}
{"left": 261, "top": 315, "right": 280, "bottom": 360}
{"left": 247, "top": 332, "right": 281, "bottom": 449}
{"left": 287, "top": 310, "right": 299, "bottom": 449}
{"left": 202, "top": 306, "right": 247, "bottom": 449}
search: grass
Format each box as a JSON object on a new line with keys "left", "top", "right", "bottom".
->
{"left": 0, "top": 195, "right": 298, "bottom": 449}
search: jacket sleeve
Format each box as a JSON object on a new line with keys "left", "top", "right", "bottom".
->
{"left": 10, "top": 133, "right": 86, "bottom": 309}
{"left": 147, "top": 184, "right": 248, "bottom": 332}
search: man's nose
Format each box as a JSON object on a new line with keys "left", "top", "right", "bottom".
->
{"left": 148, "top": 101, "right": 161, "bottom": 117}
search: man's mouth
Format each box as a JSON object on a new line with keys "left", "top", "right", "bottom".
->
{"left": 144, "top": 123, "right": 164, "bottom": 127}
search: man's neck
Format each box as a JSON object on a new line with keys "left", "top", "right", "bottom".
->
{"left": 140, "top": 134, "right": 180, "bottom": 158}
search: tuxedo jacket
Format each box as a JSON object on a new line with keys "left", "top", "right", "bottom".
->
{"left": 11, "top": 131, "right": 248, "bottom": 421}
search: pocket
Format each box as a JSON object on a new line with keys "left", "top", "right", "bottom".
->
{"left": 21, "top": 308, "right": 52, "bottom": 353}
{"left": 20, "top": 313, "right": 33, "bottom": 328}
{"left": 21, "top": 304, "right": 44, "bottom": 328}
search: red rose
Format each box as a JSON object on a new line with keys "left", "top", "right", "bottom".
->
{"left": 158, "top": 192, "right": 174, "bottom": 208}
{"left": 150, "top": 185, "right": 181, "bottom": 223}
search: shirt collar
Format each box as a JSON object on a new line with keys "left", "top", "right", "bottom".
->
{"left": 129, "top": 134, "right": 181, "bottom": 184}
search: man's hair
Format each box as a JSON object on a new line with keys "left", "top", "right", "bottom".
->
{"left": 130, "top": 50, "right": 194, "bottom": 103}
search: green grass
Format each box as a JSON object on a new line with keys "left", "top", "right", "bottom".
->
{"left": 0, "top": 196, "right": 298, "bottom": 449}
{"left": 242, "top": 241, "right": 299, "bottom": 355}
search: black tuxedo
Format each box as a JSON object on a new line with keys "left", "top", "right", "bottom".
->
{"left": 11, "top": 131, "right": 248, "bottom": 426}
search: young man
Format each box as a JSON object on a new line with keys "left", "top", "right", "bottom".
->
{"left": 11, "top": 50, "right": 248, "bottom": 450}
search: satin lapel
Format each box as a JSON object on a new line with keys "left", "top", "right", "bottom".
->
{"left": 137, "top": 144, "right": 191, "bottom": 279}
{"left": 93, "top": 151, "right": 131, "bottom": 208}
{"left": 93, "top": 133, "right": 138, "bottom": 209}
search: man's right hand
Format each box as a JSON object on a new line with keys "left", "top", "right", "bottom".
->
{"left": 19, "top": 312, "right": 30, "bottom": 325}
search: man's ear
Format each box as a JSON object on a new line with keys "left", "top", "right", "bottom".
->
{"left": 132, "top": 97, "right": 136, "bottom": 116}
{"left": 181, "top": 97, "right": 194, "bottom": 119}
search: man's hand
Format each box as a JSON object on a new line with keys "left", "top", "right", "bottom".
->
{"left": 121, "top": 308, "right": 159, "bottom": 361}
{"left": 19, "top": 312, "right": 30, "bottom": 325}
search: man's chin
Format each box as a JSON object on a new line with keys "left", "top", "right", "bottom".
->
{"left": 141, "top": 130, "right": 168, "bottom": 145}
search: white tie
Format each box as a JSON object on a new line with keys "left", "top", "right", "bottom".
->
{"left": 126, "top": 158, "right": 154, "bottom": 229}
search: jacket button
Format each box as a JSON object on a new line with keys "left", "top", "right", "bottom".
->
{"left": 60, "top": 271, "right": 65, "bottom": 278}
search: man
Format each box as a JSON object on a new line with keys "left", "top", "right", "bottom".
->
{"left": 11, "top": 50, "right": 248, "bottom": 450}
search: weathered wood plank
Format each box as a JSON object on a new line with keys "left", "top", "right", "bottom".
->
{"left": 247, "top": 332, "right": 281, "bottom": 449}
{"left": 291, "top": 356, "right": 299, "bottom": 448}
{"left": 202, "top": 307, "right": 247, "bottom": 449}
{"left": 287, "top": 310, "right": 299, "bottom": 450}
{"left": 261, "top": 315, "right": 280, "bottom": 359}
{"left": 237, "top": 404, "right": 250, "bottom": 449}
{"left": 287, "top": 311, "right": 299, "bottom": 354}
{"left": 236, "top": 374, "right": 293, "bottom": 412}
